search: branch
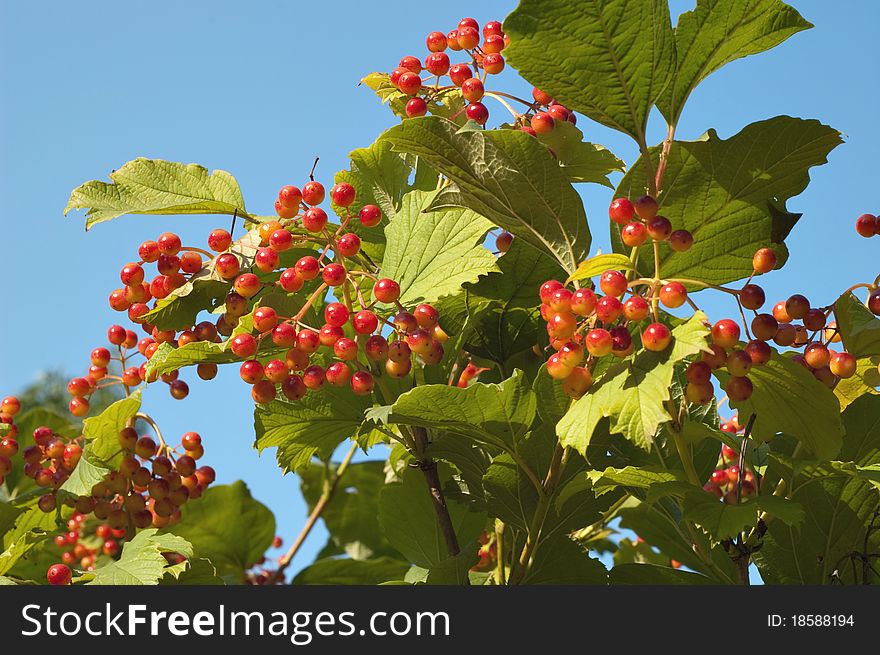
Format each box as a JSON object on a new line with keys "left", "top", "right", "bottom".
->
{"left": 270, "top": 441, "right": 358, "bottom": 584}
{"left": 411, "top": 426, "right": 462, "bottom": 560}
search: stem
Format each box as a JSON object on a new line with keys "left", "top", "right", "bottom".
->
{"left": 638, "top": 136, "right": 657, "bottom": 197}
{"left": 412, "top": 426, "right": 462, "bottom": 560}
{"left": 484, "top": 92, "right": 520, "bottom": 120}
{"left": 270, "top": 441, "right": 358, "bottom": 584}
{"left": 134, "top": 412, "right": 166, "bottom": 449}
{"left": 494, "top": 520, "right": 506, "bottom": 585}
{"left": 666, "top": 277, "right": 741, "bottom": 295}
{"left": 671, "top": 427, "right": 701, "bottom": 487}
{"left": 654, "top": 123, "right": 676, "bottom": 194}
{"left": 508, "top": 444, "right": 568, "bottom": 585}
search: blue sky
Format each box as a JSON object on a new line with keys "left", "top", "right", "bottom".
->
{"left": 1, "top": 0, "right": 877, "bottom": 578}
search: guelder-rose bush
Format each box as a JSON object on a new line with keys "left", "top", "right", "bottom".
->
{"left": 1, "top": 0, "right": 879, "bottom": 587}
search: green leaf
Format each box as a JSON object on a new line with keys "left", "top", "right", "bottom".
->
{"left": 386, "top": 369, "right": 536, "bottom": 452}
{"left": 422, "top": 547, "right": 480, "bottom": 585}
{"left": 834, "top": 356, "right": 880, "bottom": 410}
{"left": 619, "top": 502, "right": 737, "bottom": 582}
{"left": 717, "top": 353, "right": 844, "bottom": 460}
{"left": 658, "top": 0, "right": 812, "bottom": 124}
{"left": 378, "top": 467, "right": 486, "bottom": 569}
{"left": 142, "top": 280, "right": 230, "bottom": 332}
{"left": 0, "top": 502, "right": 25, "bottom": 541}
{"left": 590, "top": 466, "right": 683, "bottom": 495}
{"left": 382, "top": 117, "right": 591, "bottom": 274}
{"left": 835, "top": 292, "right": 880, "bottom": 358}
{"left": 440, "top": 240, "right": 565, "bottom": 371}
{"left": 361, "top": 73, "right": 465, "bottom": 123}
{"left": 568, "top": 252, "right": 634, "bottom": 283}
{"left": 293, "top": 557, "right": 410, "bottom": 585}
{"left": 332, "top": 138, "right": 413, "bottom": 262}
{"left": 0, "top": 529, "right": 49, "bottom": 576}
{"left": 299, "top": 462, "right": 397, "bottom": 560}
{"left": 756, "top": 395, "right": 880, "bottom": 584}
{"left": 504, "top": 0, "right": 675, "bottom": 142}
{"left": 65, "top": 158, "right": 248, "bottom": 230}
{"left": 535, "top": 121, "right": 624, "bottom": 186}
{"left": 159, "top": 558, "right": 224, "bottom": 585}
{"left": 522, "top": 534, "right": 607, "bottom": 585}
{"left": 380, "top": 189, "right": 498, "bottom": 306}
{"left": 558, "top": 313, "right": 710, "bottom": 454}
{"left": 254, "top": 389, "right": 370, "bottom": 473}
{"left": 610, "top": 563, "right": 714, "bottom": 585}
{"left": 82, "top": 389, "right": 142, "bottom": 466}
{"left": 682, "top": 491, "right": 803, "bottom": 540}
{"left": 532, "top": 365, "right": 572, "bottom": 426}
{"left": 161, "top": 482, "right": 275, "bottom": 581}
{"left": 59, "top": 443, "right": 110, "bottom": 497}
{"left": 86, "top": 529, "right": 193, "bottom": 585}
{"left": 614, "top": 117, "right": 842, "bottom": 285}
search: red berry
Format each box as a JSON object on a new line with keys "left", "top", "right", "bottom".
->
{"left": 365, "top": 335, "right": 389, "bottom": 361}
{"left": 397, "top": 71, "right": 421, "bottom": 96}
{"left": 530, "top": 112, "right": 554, "bottom": 134}
{"left": 120, "top": 262, "right": 144, "bottom": 286}
{"left": 482, "top": 53, "right": 505, "bottom": 74}
{"left": 456, "top": 26, "right": 480, "bottom": 49}
{"left": 642, "top": 323, "right": 672, "bottom": 351}
{"left": 449, "top": 63, "right": 473, "bottom": 86}
{"left": 744, "top": 339, "right": 772, "bottom": 365}
{"left": 609, "top": 199, "right": 636, "bottom": 225}
{"left": 406, "top": 97, "right": 428, "bottom": 117}
{"left": 646, "top": 216, "right": 672, "bottom": 241}
{"left": 623, "top": 295, "right": 649, "bottom": 321}
{"left": 496, "top": 231, "right": 513, "bottom": 252}
{"left": 325, "top": 362, "right": 352, "bottom": 387}
{"left": 255, "top": 247, "right": 279, "bottom": 273}
{"left": 669, "top": 230, "right": 694, "bottom": 252}
{"left": 829, "top": 351, "right": 857, "bottom": 378}
{"left": 686, "top": 361, "right": 711, "bottom": 384}
{"left": 466, "top": 102, "right": 489, "bottom": 125}
{"left": 784, "top": 294, "right": 810, "bottom": 320}
{"left": 215, "top": 253, "right": 241, "bottom": 280}
{"left": 234, "top": 272, "right": 261, "bottom": 298}
{"left": 739, "top": 284, "right": 765, "bottom": 310}
{"left": 599, "top": 270, "right": 627, "bottom": 297}
{"left": 303, "top": 207, "right": 328, "bottom": 232}
{"left": 333, "top": 337, "right": 358, "bottom": 361}
{"left": 752, "top": 248, "right": 777, "bottom": 274}
{"left": 295, "top": 256, "right": 320, "bottom": 280}
{"left": 633, "top": 196, "right": 658, "bottom": 221}
{"left": 547, "top": 104, "right": 569, "bottom": 122}
{"left": 425, "top": 52, "right": 450, "bottom": 76}
{"left": 539, "top": 280, "right": 564, "bottom": 304}
{"left": 350, "top": 371, "right": 375, "bottom": 395}
{"left": 399, "top": 56, "right": 421, "bottom": 74}
{"left": 324, "top": 302, "right": 350, "bottom": 327}
{"left": 278, "top": 185, "right": 303, "bottom": 210}
{"left": 157, "top": 232, "right": 182, "bottom": 255}
{"left": 359, "top": 205, "right": 382, "bottom": 227}
{"left": 532, "top": 87, "right": 553, "bottom": 106}
{"left": 461, "top": 77, "right": 484, "bottom": 102}
{"left": 322, "top": 263, "right": 346, "bottom": 286}
{"left": 659, "top": 282, "right": 687, "bottom": 308}
{"left": 278, "top": 268, "right": 304, "bottom": 293}
{"left": 230, "top": 333, "right": 258, "bottom": 358}
{"left": 621, "top": 221, "right": 647, "bottom": 246}
{"left": 47, "top": 564, "right": 72, "bottom": 586}
{"left": 426, "top": 31, "right": 447, "bottom": 52}
{"left": 139, "top": 240, "right": 160, "bottom": 262}
{"left": 855, "top": 213, "right": 877, "bottom": 238}
{"left": 330, "top": 183, "right": 356, "bottom": 208}
{"left": 374, "top": 278, "right": 401, "bottom": 303}
{"left": 281, "top": 374, "right": 307, "bottom": 401}
{"left": 319, "top": 324, "right": 344, "bottom": 347}
{"left": 585, "top": 329, "right": 613, "bottom": 357}
{"left": 571, "top": 288, "right": 597, "bottom": 316}
{"left": 595, "top": 296, "right": 623, "bottom": 324}
{"left": 302, "top": 181, "right": 325, "bottom": 206}
{"left": 269, "top": 229, "right": 293, "bottom": 253}
{"left": 726, "top": 376, "right": 753, "bottom": 402}
{"left": 353, "top": 310, "right": 379, "bottom": 335}
{"left": 712, "top": 319, "right": 741, "bottom": 348}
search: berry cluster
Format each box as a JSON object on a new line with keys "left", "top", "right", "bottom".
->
{"left": 50, "top": 511, "right": 127, "bottom": 572}
{"left": 387, "top": 16, "right": 577, "bottom": 136}
{"left": 702, "top": 417, "right": 758, "bottom": 504}
{"left": 245, "top": 535, "right": 285, "bottom": 585}
{"left": 538, "top": 195, "right": 695, "bottom": 399}
{"left": 856, "top": 213, "right": 880, "bottom": 238}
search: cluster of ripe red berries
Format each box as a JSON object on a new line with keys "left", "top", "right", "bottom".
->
{"left": 50, "top": 511, "right": 127, "bottom": 572}
{"left": 245, "top": 535, "right": 284, "bottom": 585}
{"left": 222, "top": 180, "right": 447, "bottom": 404}
{"left": 64, "top": 324, "right": 189, "bottom": 417}
{"left": 538, "top": 195, "right": 696, "bottom": 399}
{"left": 388, "top": 17, "right": 580, "bottom": 137}
{"left": 702, "top": 417, "right": 758, "bottom": 504}
{"left": 856, "top": 213, "right": 880, "bottom": 238}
